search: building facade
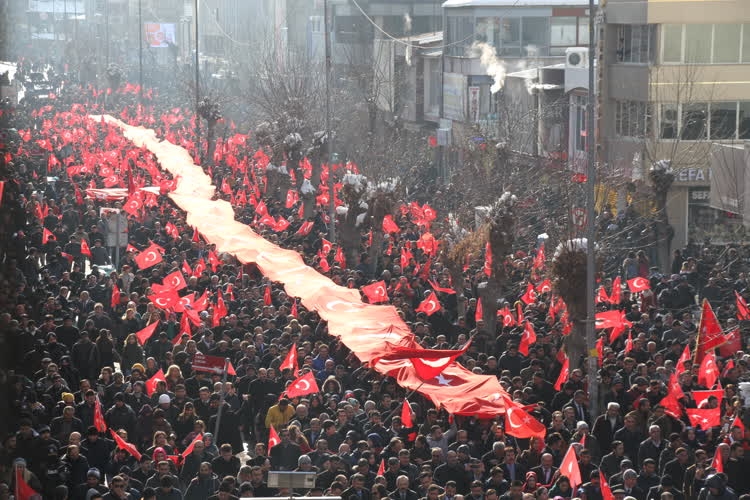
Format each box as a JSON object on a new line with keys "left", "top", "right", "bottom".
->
{"left": 600, "top": 0, "right": 750, "bottom": 251}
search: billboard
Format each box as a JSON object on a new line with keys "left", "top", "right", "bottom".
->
{"left": 145, "top": 23, "right": 176, "bottom": 48}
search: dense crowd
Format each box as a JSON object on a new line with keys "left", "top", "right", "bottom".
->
{"left": 0, "top": 60, "right": 749, "bottom": 500}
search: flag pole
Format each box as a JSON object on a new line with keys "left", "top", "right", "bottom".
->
{"left": 212, "top": 358, "right": 230, "bottom": 439}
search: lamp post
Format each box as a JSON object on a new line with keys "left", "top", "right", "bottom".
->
{"left": 584, "top": 0, "right": 598, "bottom": 416}
{"left": 194, "top": 0, "right": 201, "bottom": 163}
{"left": 323, "top": 0, "right": 335, "bottom": 241}
{"left": 138, "top": 0, "right": 143, "bottom": 104}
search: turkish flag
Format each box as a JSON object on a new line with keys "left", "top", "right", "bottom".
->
{"left": 264, "top": 285, "right": 272, "bottom": 305}
{"left": 164, "top": 270, "right": 187, "bottom": 291}
{"left": 320, "top": 238, "right": 333, "bottom": 255}
{"left": 697, "top": 351, "right": 719, "bottom": 388}
{"left": 554, "top": 356, "right": 569, "bottom": 391}
{"left": 475, "top": 298, "right": 483, "bottom": 323}
{"left": 286, "top": 190, "right": 297, "bottom": 208}
{"left": 268, "top": 426, "right": 281, "bottom": 451}
{"left": 627, "top": 276, "right": 650, "bottom": 293}
{"left": 111, "top": 283, "right": 120, "bottom": 309}
{"left": 334, "top": 246, "right": 346, "bottom": 268}
{"left": 667, "top": 372, "right": 685, "bottom": 401}
{"left": 696, "top": 299, "right": 726, "bottom": 361}
{"left": 429, "top": 280, "right": 456, "bottom": 295}
{"left": 600, "top": 471, "right": 614, "bottom": 500}
{"left": 595, "top": 310, "right": 631, "bottom": 330}
{"left": 596, "top": 286, "right": 610, "bottom": 304}
{"left": 208, "top": 250, "right": 221, "bottom": 272}
{"left": 165, "top": 221, "right": 180, "bottom": 239}
{"left": 291, "top": 300, "right": 298, "bottom": 318}
{"left": 15, "top": 465, "right": 41, "bottom": 500}
{"left": 711, "top": 446, "right": 724, "bottom": 473}
{"left": 279, "top": 342, "right": 299, "bottom": 376}
{"left": 520, "top": 283, "right": 538, "bottom": 304}
{"left": 559, "top": 445, "right": 582, "bottom": 492}
{"left": 193, "top": 258, "right": 206, "bottom": 277}
{"left": 735, "top": 291, "right": 750, "bottom": 320}
{"left": 375, "top": 341, "right": 471, "bottom": 381}
{"left": 533, "top": 243, "right": 545, "bottom": 270}
{"left": 415, "top": 293, "right": 442, "bottom": 316}
{"left": 400, "top": 247, "right": 413, "bottom": 269}
{"left": 382, "top": 214, "right": 400, "bottom": 234}
{"left": 675, "top": 344, "right": 692, "bottom": 375}
{"left": 377, "top": 459, "right": 385, "bottom": 476}
{"left": 503, "top": 398, "right": 546, "bottom": 440}
{"left": 181, "top": 432, "right": 204, "bottom": 457}
{"left": 134, "top": 243, "right": 163, "bottom": 270}
{"left": 80, "top": 239, "right": 92, "bottom": 258}
{"left": 362, "top": 281, "right": 389, "bottom": 304}
{"left": 296, "top": 220, "right": 314, "bottom": 236}
{"left": 42, "top": 228, "right": 54, "bottom": 244}
{"left": 127, "top": 244, "right": 140, "bottom": 254}
{"left": 722, "top": 359, "right": 735, "bottom": 378}
{"left": 498, "top": 306, "right": 515, "bottom": 327}
{"left": 94, "top": 398, "right": 107, "bottom": 432}
{"left": 519, "top": 321, "right": 537, "bottom": 356}
{"left": 624, "top": 330, "right": 633, "bottom": 354}
{"left": 610, "top": 276, "right": 622, "bottom": 304}
{"left": 110, "top": 429, "right": 142, "bottom": 461}
{"left": 596, "top": 337, "right": 605, "bottom": 367}
{"left": 536, "top": 279, "right": 552, "bottom": 294}
{"left": 212, "top": 290, "right": 227, "bottom": 327}
{"left": 284, "top": 371, "right": 320, "bottom": 399}
{"left": 660, "top": 391, "right": 683, "bottom": 419}
{"left": 135, "top": 320, "right": 160, "bottom": 345}
{"left": 148, "top": 289, "right": 181, "bottom": 310}
{"left": 693, "top": 389, "right": 724, "bottom": 407}
{"left": 687, "top": 407, "right": 722, "bottom": 429}
{"left": 273, "top": 217, "right": 291, "bottom": 232}
{"left": 145, "top": 369, "right": 165, "bottom": 397}
{"left": 719, "top": 327, "right": 742, "bottom": 358}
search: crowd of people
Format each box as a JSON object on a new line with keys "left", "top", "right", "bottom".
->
{"left": 0, "top": 60, "right": 749, "bottom": 500}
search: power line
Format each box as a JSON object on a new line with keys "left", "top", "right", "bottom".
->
{"left": 348, "top": 0, "right": 523, "bottom": 50}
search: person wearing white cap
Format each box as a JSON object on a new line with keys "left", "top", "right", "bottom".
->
{"left": 572, "top": 421, "right": 601, "bottom": 464}
{"left": 592, "top": 402, "right": 623, "bottom": 453}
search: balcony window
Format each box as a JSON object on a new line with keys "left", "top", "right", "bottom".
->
{"left": 617, "top": 25, "right": 656, "bottom": 63}
{"left": 551, "top": 17, "right": 577, "bottom": 46}
{"left": 663, "top": 24, "right": 748, "bottom": 64}
{"left": 498, "top": 17, "right": 521, "bottom": 57}
{"left": 713, "top": 24, "right": 740, "bottom": 63}
{"left": 662, "top": 24, "right": 682, "bottom": 63}
{"left": 522, "top": 17, "right": 549, "bottom": 56}
{"left": 684, "top": 24, "right": 712, "bottom": 63}
{"left": 739, "top": 102, "right": 750, "bottom": 139}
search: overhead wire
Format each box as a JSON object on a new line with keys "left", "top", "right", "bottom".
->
{"left": 348, "top": 0, "right": 523, "bottom": 50}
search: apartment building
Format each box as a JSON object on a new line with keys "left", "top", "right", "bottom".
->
{"left": 600, "top": 0, "right": 750, "bottom": 250}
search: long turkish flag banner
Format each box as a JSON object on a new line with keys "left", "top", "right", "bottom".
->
{"left": 95, "top": 115, "right": 510, "bottom": 420}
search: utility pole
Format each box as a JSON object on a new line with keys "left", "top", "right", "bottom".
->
{"left": 324, "top": 0, "right": 335, "bottom": 241}
{"left": 194, "top": 0, "right": 201, "bottom": 163}
{"left": 138, "top": 0, "right": 143, "bottom": 104}
{"left": 585, "top": 0, "right": 598, "bottom": 416}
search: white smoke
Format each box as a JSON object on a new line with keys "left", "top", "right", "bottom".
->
{"left": 403, "top": 13, "right": 412, "bottom": 33}
{"left": 470, "top": 42, "right": 506, "bottom": 93}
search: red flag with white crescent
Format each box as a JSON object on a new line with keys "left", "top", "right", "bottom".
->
{"left": 284, "top": 371, "right": 320, "bottom": 398}
{"left": 362, "top": 281, "right": 389, "bottom": 304}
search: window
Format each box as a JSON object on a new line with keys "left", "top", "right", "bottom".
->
{"left": 574, "top": 96, "right": 587, "bottom": 152}
{"left": 739, "top": 102, "right": 750, "bottom": 139}
{"left": 551, "top": 17, "right": 577, "bottom": 46}
{"left": 447, "top": 16, "right": 474, "bottom": 56}
{"left": 477, "top": 17, "right": 500, "bottom": 48}
{"left": 713, "top": 24, "right": 741, "bottom": 63}
{"left": 663, "top": 24, "right": 748, "bottom": 63}
{"left": 681, "top": 103, "right": 708, "bottom": 140}
{"left": 710, "top": 102, "right": 738, "bottom": 140}
{"left": 615, "top": 101, "right": 652, "bottom": 138}
{"left": 578, "top": 17, "right": 590, "bottom": 45}
{"left": 522, "top": 17, "right": 549, "bottom": 56}
{"left": 617, "top": 25, "right": 656, "bottom": 63}
{"left": 662, "top": 24, "right": 683, "bottom": 63}
{"left": 660, "top": 104, "right": 678, "bottom": 139}
{"left": 684, "top": 25, "right": 712, "bottom": 63}
{"left": 499, "top": 18, "right": 521, "bottom": 57}
{"left": 427, "top": 60, "right": 441, "bottom": 116}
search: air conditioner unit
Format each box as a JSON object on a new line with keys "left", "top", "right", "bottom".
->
{"left": 566, "top": 47, "right": 589, "bottom": 69}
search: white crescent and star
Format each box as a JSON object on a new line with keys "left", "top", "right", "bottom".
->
{"left": 296, "top": 379, "right": 311, "bottom": 391}
{"left": 435, "top": 373, "right": 453, "bottom": 386}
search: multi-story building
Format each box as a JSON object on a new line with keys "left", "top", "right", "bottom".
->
{"left": 600, "top": 0, "right": 750, "bottom": 252}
